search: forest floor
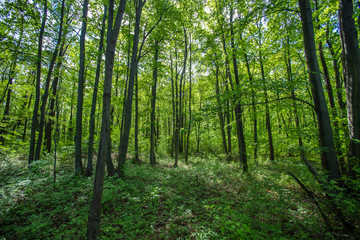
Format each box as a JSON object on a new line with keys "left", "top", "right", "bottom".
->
{"left": 0, "top": 152, "right": 343, "bottom": 239}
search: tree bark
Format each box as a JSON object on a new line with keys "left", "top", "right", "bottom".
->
{"left": 318, "top": 41, "right": 345, "bottom": 173}
{"left": 243, "top": 53, "right": 257, "bottom": 163}
{"left": 29, "top": 0, "right": 47, "bottom": 165}
{"left": 44, "top": 39, "right": 66, "bottom": 153}
{"left": 339, "top": 0, "right": 360, "bottom": 179}
{"left": 86, "top": 5, "right": 107, "bottom": 177}
{"left": 299, "top": 0, "right": 340, "bottom": 180}
{"left": 230, "top": 8, "right": 247, "bottom": 172}
{"left": 185, "top": 35, "right": 192, "bottom": 163}
{"left": 87, "top": 0, "right": 127, "bottom": 238}
{"left": 174, "top": 28, "right": 188, "bottom": 168}
{"left": 134, "top": 71, "right": 139, "bottom": 163}
{"left": 170, "top": 53, "right": 175, "bottom": 158}
{"left": 117, "top": 0, "right": 145, "bottom": 176}
{"left": 74, "top": 0, "right": 89, "bottom": 175}
{"left": 325, "top": 29, "right": 346, "bottom": 112}
{"left": 35, "top": 0, "right": 65, "bottom": 161}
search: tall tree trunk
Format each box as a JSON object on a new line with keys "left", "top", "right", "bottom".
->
{"left": 150, "top": 40, "right": 159, "bottom": 165}
{"left": 29, "top": 0, "right": 47, "bottom": 165}
{"left": 174, "top": 28, "right": 188, "bottom": 168}
{"left": 44, "top": 39, "right": 66, "bottom": 153}
{"left": 87, "top": 0, "right": 127, "bottom": 238}
{"left": 134, "top": 71, "right": 139, "bottom": 163}
{"left": 221, "top": 33, "right": 233, "bottom": 157}
{"left": 106, "top": 135, "right": 115, "bottom": 176}
{"left": 196, "top": 99, "right": 202, "bottom": 153}
{"left": 215, "top": 65, "right": 227, "bottom": 154}
{"left": 339, "top": 0, "right": 360, "bottom": 179}
{"left": 74, "top": 0, "right": 89, "bottom": 175}
{"left": 68, "top": 83, "right": 75, "bottom": 141}
{"left": 230, "top": 9, "right": 247, "bottom": 172}
{"left": 119, "top": 22, "right": 131, "bottom": 147}
{"left": 117, "top": 0, "right": 145, "bottom": 176}
{"left": 185, "top": 35, "right": 192, "bottom": 163}
{"left": 216, "top": 1, "right": 232, "bottom": 156}
{"left": 243, "top": 53, "right": 257, "bottom": 163}
{"left": 86, "top": 5, "right": 107, "bottom": 177}
{"left": 318, "top": 41, "right": 345, "bottom": 173}
{"left": 170, "top": 53, "right": 175, "bottom": 158}
{"left": 326, "top": 29, "right": 346, "bottom": 112}
{"left": 299, "top": 0, "right": 341, "bottom": 180}
{"left": 35, "top": 0, "right": 65, "bottom": 161}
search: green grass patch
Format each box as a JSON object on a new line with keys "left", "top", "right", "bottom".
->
{"left": 0, "top": 154, "right": 340, "bottom": 239}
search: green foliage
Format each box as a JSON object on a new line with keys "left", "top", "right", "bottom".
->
{"left": 1, "top": 154, "right": 343, "bottom": 239}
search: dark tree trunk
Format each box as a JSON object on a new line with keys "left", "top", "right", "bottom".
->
{"left": 339, "top": 0, "right": 360, "bottom": 179}
{"left": 106, "top": 135, "right": 115, "bottom": 176}
{"left": 216, "top": 2, "right": 233, "bottom": 156}
{"left": 174, "top": 29, "right": 188, "bottom": 168}
{"left": 220, "top": 33, "right": 233, "bottom": 156}
{"left": 318, "top": 41, "right": 345, "bottom": 173}
{"left": 243, "top": 53, "right": 257, "bottom": 163}
{"left": 170, "top": 53, "right": 175, "bottom": 158}
{"left": 196, "top": 100, "right": 202, "bottom": 153}
{"left": 86, "top": 0, "right": 126, "bottom": 238}
{"left": 35, "top": 0, "right": 65, "bottom": 161}
{"left": 68, "top": 83, "right": 75, "bottom": 141}
{"left": 299, "top": 0, "right": 341, "bottom": 180}
{"left": 134, "top": 71, "right": 139, "bottom": 163}
{"left": 29, "top": 0, "right": 47, "bottom": 165}
{"left": 86, "top": 5, "right": 107, "bottom": 177}
{"left": 74, "top": 0, "right": 89, "bottom": 175}
{"left": 44, "top": 39, "right": 66, "bottom": 153}
{"left": 230, "top": 9, "right": 247, "bottom": 172}
{"left": 150, "top": 40, "right": 159, "bottom": 165}
{"left": 117, "top": 0, "right": 145, "bottom": 176}
{"left": 326, "top": 30, "right": 346, "bottom": 112}
{"left": 185, "top": 35, "right": 192, "bottom": 163}
{"left": 119, "top": 22, "right": 131, "bottom": 147}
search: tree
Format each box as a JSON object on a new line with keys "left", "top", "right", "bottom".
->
{"left": 230, "top": 6, "right": 247, "bottom": 172}
{"left": 74, "top": 0, "right": 89, "bottom": 175}
{"left": 86, "top": 5, "right": 107, "bottom": 177}
{"left": 117, "top": 0, "right": 146, "bottom": 175}
{"left": 28, "top": 0, "right": 47, "bottom": 165}
{"left": 35, "top": 0, "right": 66, "bottom": 161}
{"left": 87, "top": 0, "right": 127, "bottom": 238}
{"left": 339, "top": 0, "right": 360, "bottom": 179}
{"left": 298, "top": 0, "right": 340, "bottom": 180}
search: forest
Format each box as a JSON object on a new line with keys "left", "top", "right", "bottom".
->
{"left": 0, "top": 0, "right": 359, "bottom": 239}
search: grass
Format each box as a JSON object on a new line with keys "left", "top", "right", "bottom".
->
{"left": 0, "top": 153, "right": 339, "bottom": 239}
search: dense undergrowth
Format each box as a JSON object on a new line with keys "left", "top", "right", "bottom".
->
{"left": 0, "top": 150, "right": 357, "bottom": 239}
